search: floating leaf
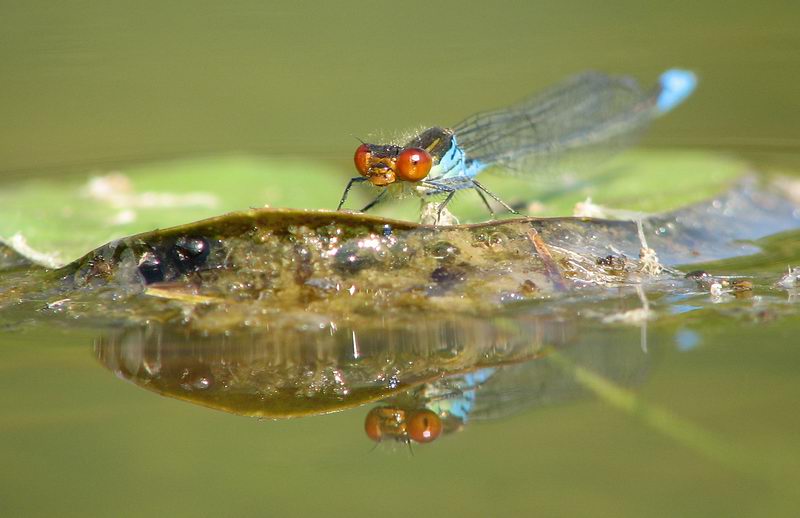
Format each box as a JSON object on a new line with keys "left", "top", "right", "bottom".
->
{"left": 2, "top": 178, "right": 796, "bottom": 332}
{"left": 0, "top": 155, "right": 347, "bottom": 266}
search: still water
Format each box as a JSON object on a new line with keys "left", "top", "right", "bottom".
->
{"left": 2, "top": 1, "right": 800, "bottom": 517}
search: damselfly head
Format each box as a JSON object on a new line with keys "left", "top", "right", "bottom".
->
{"left": 364, "top": 406, "right": 443, "bottom": 444}
{"left": 353, "top": 143, "right": 432, "bottom": 186}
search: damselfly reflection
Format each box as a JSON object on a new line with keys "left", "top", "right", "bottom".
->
{"left": 93, "top": 313, "right": 651, "bottom": 445}
{"left": 364, "top": 369, "right": 495, "bottom": 444}
{"left": 361, "top": 331, "right": 654, "bottom": 446}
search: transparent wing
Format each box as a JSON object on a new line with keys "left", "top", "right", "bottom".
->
{"left": 469, "top": 340, "right": 652, "bottom": 421}
{"left": 453, "top": 72, "right": 663, "bottom": 176}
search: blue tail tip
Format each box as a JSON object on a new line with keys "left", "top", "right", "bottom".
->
{"left": 657, "top": 69, "right": 697, "bottom": 113}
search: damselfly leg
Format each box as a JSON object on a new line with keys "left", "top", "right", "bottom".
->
{"left": 471, "top": 180, "right": 520, "bottom": 216}
{"left": 337, "top": 177, "right": 367, "bottom": 211}
{"left": 360, "top": 190, "right": 388, "bottom": 212}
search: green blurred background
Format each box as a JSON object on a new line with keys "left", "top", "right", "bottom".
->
{"left": 2, "top": 1, "right": 800, "bottom": 517}
{"left": 1, "top": 0, "right": 798, "bottom": 180}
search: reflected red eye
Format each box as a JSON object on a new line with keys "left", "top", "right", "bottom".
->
{"left": 406, "top": 409, "right": 442, "bottom": 443}
{"left": 396, "top": 147, "right": 432, "bottom": 182}
{"left": 364, "top": 407, "right": 384, "bottom": 442}
{"left": 354, "top": 144, "right": 371, "bottom": 176}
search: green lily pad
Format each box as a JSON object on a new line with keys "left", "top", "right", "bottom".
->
{"left": 0, "top": 150, "right": 745, "bottom": 267}
{"left": 0, "top": 155, "right": 348, "bottom": 267}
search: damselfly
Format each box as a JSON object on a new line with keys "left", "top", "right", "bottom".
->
{"left": 337, "top": 69, "right": 697, "bottom": 223}
{"left": 363, "top": 331, "right": 654, "bottom": 445}
{"left": 365, "top": 368, "right": 496, "bottom": 444}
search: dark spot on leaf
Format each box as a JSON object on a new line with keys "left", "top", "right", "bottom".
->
{"left": 170, "top": 236, "right": 210, "bottom": 273}
{"left": 137, "top": 251, "right": 165, "bottom": 284}
{"left": 431, "top": 266, "right": 465, "bottom": 285}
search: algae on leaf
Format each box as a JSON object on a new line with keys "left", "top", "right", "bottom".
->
{"left": 1, "top": 177, "right": 796, "bottom": 334}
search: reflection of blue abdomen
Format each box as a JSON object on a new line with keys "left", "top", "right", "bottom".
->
{"left": 426, "top": 368, "right": 496, "bottom": 423}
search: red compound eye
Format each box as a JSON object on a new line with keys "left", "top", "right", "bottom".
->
{"left": 406, "top": 409, "right": 442, "bottom": 443}
{"left": 364, "top": 407, "right": 384, "bottom": 442}
{"left": 354, "top": 144, "right": 371, "bottom": 176}
{"left": 396, "top": 147, "right": 432, "bottom": 182}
